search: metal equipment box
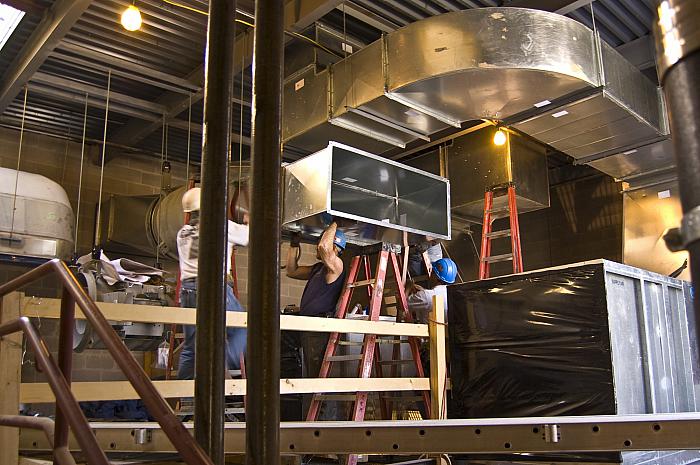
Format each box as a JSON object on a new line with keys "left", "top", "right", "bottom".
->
{"left": 283, "top": 142, "right": 451, "bottom": 245}
{"left": 448, "top": 260, "right": 699, "bottom": 465}
{"left": 448, "top": 126, "right": 550, "bottom": 221}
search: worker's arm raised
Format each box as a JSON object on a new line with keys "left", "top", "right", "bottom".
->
{"left": 227, "top": 220, "right": 249, "bottom": 247}
{"left": 318, "top": 222, "right": 344, "bottom": 284}
{"left": 286, "top": 233, "right": 313, "bottom": 280}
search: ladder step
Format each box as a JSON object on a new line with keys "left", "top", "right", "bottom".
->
{"left": 347, "top": 279, "right": 375, "bottom": 288}
{"left": 377, "top": 359, "right": 414, "bottom": 365}
{"left": 326, "top": 354, "right": 364, "bottom": 362}
{"left": 486, "top": 206, "right": 509, "bottom": 215}
{"left": 338, "top": 340, "right": 364, "bottom": 346}
{"left": 481, "top": 253, "right": 513, "bottom": 263}
{"left": 485, "top": 229, "right": 511, "bottom": 239}
{"left": 345, "top": 314, "right": 369, "bottom": 320}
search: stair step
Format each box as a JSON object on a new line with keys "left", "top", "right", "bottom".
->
{"left": 481, "top": 253, "right": 513, "bottom": 263}
{"left": 485, "top": 229, "right": 511, "bottom": 239}
{"left": 326, "top": 354, "right": 363, "bottom": 362}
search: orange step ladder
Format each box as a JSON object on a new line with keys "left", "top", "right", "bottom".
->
{"left": 307, "top": 243, "right": 431, "bottom": 465}
{"left": 479, "top": 183, "right": 524, "bottom": 279}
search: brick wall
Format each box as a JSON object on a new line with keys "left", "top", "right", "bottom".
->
{"left": 0, "top": 126, "right": 314, "bottom": 396}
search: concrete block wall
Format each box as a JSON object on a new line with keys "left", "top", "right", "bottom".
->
{"left": 0, "top": 126, "right": 317, "bottom": 396}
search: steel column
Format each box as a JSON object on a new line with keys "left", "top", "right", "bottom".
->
{"left": 654, "top": 0, "right": 700, "bottom": 345}
{"left": 246, "top": 0, "right": 284, "bottom": 462}
{"left": 53, "top": 287, "right": 75, "bottom": 465}
{"left": 195, "top": 0, "right": 236, "bottom": 463}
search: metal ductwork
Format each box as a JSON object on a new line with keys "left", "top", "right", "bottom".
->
{"left": 283, "top": 8, "right": 670, "bottom": 180}
{"left": 0, "top": 167, "right": 75, "bottom": 260}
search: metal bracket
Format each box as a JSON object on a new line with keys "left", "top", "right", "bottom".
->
{"left": 665, "top": 206, "right": 700, "bottom": 252}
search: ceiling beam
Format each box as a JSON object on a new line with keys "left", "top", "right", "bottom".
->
{"left": 337, "top": 1, "right": 400, "bottom": 33}
{"left": 0, "top": 0, "right": 92, "bottom": 113}
{"left": 616, "top": 35, "right": 656, "bottom": 71}
{"left": 109, "top": 0, "right": 342, "bottom": 150}
{"left": 500, "top": 0, "right": 594, "bottom": 15}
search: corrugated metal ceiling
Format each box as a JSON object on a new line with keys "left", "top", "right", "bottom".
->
{"left": 0, "top": 0, "right": 660, "bottom": 165}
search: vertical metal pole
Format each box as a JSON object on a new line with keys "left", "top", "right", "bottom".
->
{"left": 246, "top": 0, "right": 284, "bottom": 462}
{"left": 53, "top": 288, "right": 75, "bottom": 465}
{"left": 654, "top": 0, "right": 700, "bottom": 332}
{"left": 196, "top": 0, "right": 236, "bottom": 463}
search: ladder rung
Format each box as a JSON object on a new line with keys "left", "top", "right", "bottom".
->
{"left": 326, "top": 354, "right": 363, "bottom": 362}
{"left": 377, "top": 359, "right": 414, "bottom": 365}
{"left": 347, "top": 279, "right": 375, "bottom": 288}
{"left": 485, "top": 229, "right": 511, "bottom": 239}
{"left": 486, "top": 206, "right": 509, "bottom": 215}
{"left": 381, "top": 396, "right": 426, "bottom": 401}
{"left": 338, "top": 340, "right": 364, "bottom": 346}
{"left": 481, "top": 253, "right": 513, "bottom": 263}
{"left": 345, "top": 314, "right": 369, "bottom": 320}
{"left": 377, "top": 338, "right": 405, "bottom": 345}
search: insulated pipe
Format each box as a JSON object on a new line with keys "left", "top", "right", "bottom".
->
{"left": 654, "top": 0, "right": 700, "bottom": 318}
{"left": 196, "top": 0, "right": 236, "bottom": 462}
{"left": 246, "top": 0, "right": 284, "bottom": 463}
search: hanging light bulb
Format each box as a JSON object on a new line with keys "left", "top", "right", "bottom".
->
{"left": 121, "top": 5, "right": 142, "bottom": 31}
{"left": 493, "top": 129, "right": 507, "bottom": 146}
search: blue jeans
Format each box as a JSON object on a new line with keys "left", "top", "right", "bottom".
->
{"left": 178, "top": 280, "right": 247, "bottom": 380}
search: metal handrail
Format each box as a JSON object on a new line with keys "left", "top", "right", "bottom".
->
{"left": 0, "top": 415, "right": 76, "bottom": 465}
{"left": 0, "top": 259, "right": 214, "bottom": 465}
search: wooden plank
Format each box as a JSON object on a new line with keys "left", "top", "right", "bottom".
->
{"left": 429, "top": 295, "right": 447, "bottom": 420}
{"left": 20, "top": 297, "right": 428, "bottom": 337}
{"left": 21, "top": 377, "right": 430, "bottom": 403}
{"left": 1, "top": 292, "right": 22, "bottom": 465}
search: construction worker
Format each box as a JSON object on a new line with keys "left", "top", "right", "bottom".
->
{"left": 406, "top": 257, "right": 457, "bottom": 324}
{"left": 176, "top": 187, "right": 249, "bottom": 380}
{"left": 286, "top": 222, "right": 346, "bottom": 389}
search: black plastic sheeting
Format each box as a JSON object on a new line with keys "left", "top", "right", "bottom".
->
{"left": 448, "top": 265, "right": 619, "bottom": 463}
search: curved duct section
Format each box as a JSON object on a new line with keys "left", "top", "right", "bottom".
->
{"left": 97, "top": 186, "right": 187, "bottom": 260}
{"left": 0, "top": 167, "right": 75, "bottom": 260}
{"left": 283, "top": 8, "right": 669, "bottom": 180}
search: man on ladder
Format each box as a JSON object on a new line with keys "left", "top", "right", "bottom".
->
{"left": 286, "top": 222, "right": 347, "bottom": 416}
{"left": 176, "top": 187, "right": 250, "bottom": 379}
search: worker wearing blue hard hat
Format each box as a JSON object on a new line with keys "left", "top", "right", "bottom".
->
{"left": 286, "top": 221, "right": 347, "bottom": 417}
{"left": 406, "top": 256, "right": 458, "bottom": 325}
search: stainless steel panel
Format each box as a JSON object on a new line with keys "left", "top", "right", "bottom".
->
{"left": 602, "top": 261, "right": 697, "bottom": 415}
{"left": 282, "top": 142, "right": 451, "bottom": 245}
{"left": 590, "top": 139, "right": 676, "bottom": 180}
{"left": 447, "top": 126, "right": 549, "bottom": 221}
{"left": 361, "top": 97, "right": 451, "bottom": 137}
{"left": 623, "top": 180, "right": 689, "bottom": 281}
{"left": 100, "top": 194, "right": 159, "bottom": 258}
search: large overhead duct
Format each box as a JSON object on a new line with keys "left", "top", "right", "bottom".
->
{"left": 283, "top": 8, "right": 670, "bottom": 180}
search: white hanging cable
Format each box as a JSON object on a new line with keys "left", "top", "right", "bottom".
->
{"left": 74, "top": 93, "right": 89, "bottom": 256}
{"left": 94, "top": 70, "right": 112, "bottom": 250}
{"left": 186, "top": 93, "right": 192, "bottom": 182}
{"left": 238, "top": 41, "right": 245, "bottom": 190}
{"left": 9, "top": 85, "right": 29, "bottom": 240}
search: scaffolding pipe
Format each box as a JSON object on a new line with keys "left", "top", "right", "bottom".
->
{"left": 196, "top": 0, "right": 236, "bottom": 462}
{"left": 654, "top": 0, "right": 700, "bottom": 339}
{"left": 246, "top": 0, "right": 284, "bottom": 463}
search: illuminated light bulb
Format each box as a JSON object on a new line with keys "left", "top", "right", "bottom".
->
{"left": 493, "top": 129, "right": 507, "bottom": 146}
{"left": 121, "top": 5, "right": 142, "bottom": 32}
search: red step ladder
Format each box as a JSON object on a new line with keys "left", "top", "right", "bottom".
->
{"left": 478, "top": 183, "right": 524, "bottom": 279}
{"left": 307, "top": 244, "right": 431, "bottom": 465}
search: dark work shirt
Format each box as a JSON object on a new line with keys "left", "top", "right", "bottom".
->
{"left": 299, "top": 262, "right": 346, "bottom": 316}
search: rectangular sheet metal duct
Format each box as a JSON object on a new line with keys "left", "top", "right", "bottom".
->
{"left": 283, "top": 142, "right": 451, "bottom": 245}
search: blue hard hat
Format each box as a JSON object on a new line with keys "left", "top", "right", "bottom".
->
{"left": 334, "top": 229, "right": 347, "bottom": 250}
{"left": 432, "top": 258, "right": 457, "bottom": 284}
